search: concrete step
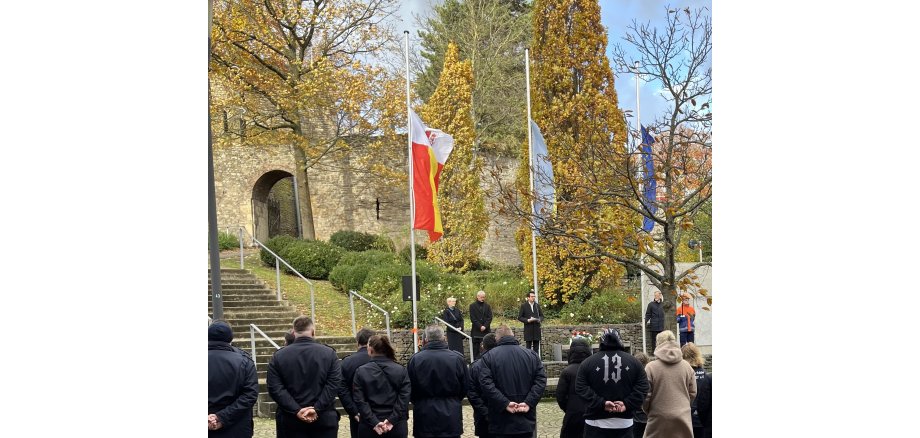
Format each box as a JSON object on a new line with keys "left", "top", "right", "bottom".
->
{"left": 208, "top": 300, "right": 291, "bottom": 308}
{"left": 209, "top": 283, "right": 272, "bottom": 290}
{"left": 209, "top": 305, "right": 296, "bottom": 312}
{"left": 218, "top": 310, "right": 301, "bottom": 319}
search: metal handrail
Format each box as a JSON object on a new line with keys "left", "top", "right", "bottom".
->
{"left": 249, "top": 323, "right": 281, "bottom": 417}
{"left": 433, "top": 316, "right": 475, "bottom": 364}
{"left": 349, "top": 290, "right": 391, "bottom": 339}
{"left": 231, "top": 226, "right": 315, "bottom": 324}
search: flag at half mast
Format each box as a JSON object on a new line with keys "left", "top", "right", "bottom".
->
{"left": 409, "top": 109, "right": 454, "bottom": 242}
{"left": 641, "top": 125, "right": 657, "bottom": 233}
{"left": 530, "top": 119, "right": 555, "bottom": 233}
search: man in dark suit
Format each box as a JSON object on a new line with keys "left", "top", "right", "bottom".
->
{"left": 469, "top": 290, "right": 493, "bottom": 360}
{"left": 339, "top": 327, "right": 375, "bottom": 438}
{"left": 518, "top": 291, "right": 543, "bottom": 357}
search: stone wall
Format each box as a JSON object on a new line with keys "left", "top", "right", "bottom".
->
{"left": 214, "top": 139, "right": 523, "bottom": 266}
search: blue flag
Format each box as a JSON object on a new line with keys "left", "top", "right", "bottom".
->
{"left": 530, "top": 119, "right": 555, "bottom": 233}
{"left": 641, "top": 126, "right": 657, "bottom": 232}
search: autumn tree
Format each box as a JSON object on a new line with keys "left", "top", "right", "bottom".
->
{"left": 416, "top": 0, "right": 532, "bottom": 155}
{"left": 501, "top": 0, "right": 633, "bottom": 305}
{"left": 209, "top": 0, "right": 401, "bottom": 239}
{"left": 420, "top": 43, "right": 488, "bottom": 273}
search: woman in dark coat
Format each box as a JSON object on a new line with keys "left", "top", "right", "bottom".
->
{"left": 352, "top": 335, "right": 411, "bottom": 438}
{"left": 555, "top": 338, "right": 593, "bottom": 438}
{"left": 442, "top": 297, "right": 464, "bottom": 353}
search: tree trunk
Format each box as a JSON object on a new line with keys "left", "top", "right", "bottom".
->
{"left": 292, "top": 147, "right": 316, "bottom": 240}
{"left": 660, "top": 283, "right": 679, "bottom": 336}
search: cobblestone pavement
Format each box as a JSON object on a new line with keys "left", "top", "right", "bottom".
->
{"left": 254, "top": 402, "right": 566, "bottom": 438}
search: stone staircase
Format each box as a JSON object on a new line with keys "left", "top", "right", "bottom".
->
{"left": 208, "top": 268, "right": 359, "bottom": 417}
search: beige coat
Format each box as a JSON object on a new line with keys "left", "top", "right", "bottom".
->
{"left": 642, "top": 340, "right": 697, "bottom": 438}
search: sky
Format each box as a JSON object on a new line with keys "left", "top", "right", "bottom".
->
{"left": 393, "top": 0, "right": 712, "bottom": 137}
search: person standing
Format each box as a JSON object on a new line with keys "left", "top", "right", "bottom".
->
{"left": 352, "top": 335, "right": 411, "bottom": 438}
{"left": 443, "top": 297, "right": 464, "bottom": 353}
{"left": 645, "top": 290, "right": 665, "bottom": 353}
{"left": 208, "top": 321, "right": 258, "bottom": 437}
{"left": 630, "top": 352, "right": 652, "bottom": 438}
{"left": 696, "top": 371, "right": 712, "bottom": 438}
{"left": 555, "top": 338, "right": 592, "bottom": 438}
{"left": 681, "top": 343, "right": 710, "bottom": 438}
{"left": 478, "top": 325, "right": 547, "bottom": 438}
{"left": 676, "top": 293, "right": 696, "bottom": 346}
{"left": 340, "top": 328, "right": 376, "bottom": 438}
{"left": 469, "top": 290, "right": 493, "bottom": 361}
{"left": 574, "top": 328, "right": 650, "bottom": 438}
{"left": 517, "top": 291, "right": 543, "bottom": 357}
{"left": 267, "top": 316, "right": 343, "bottom": 438}
{"left": 643, "top": 331, "right": 696, "bottom": 438}
{"left": 467, "top": 333, "right": 498, "bottom": 438}
{"left": 407, "top": 325, "right": 469, "bottom": 438}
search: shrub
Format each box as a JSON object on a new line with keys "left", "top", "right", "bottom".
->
{"left": 260, "top": 235, "right": 298, "bottom": 266}
{"left": 329, "top": 251, "right": 401, "bottom": 292}
{"left": 337, "top": 250, "right": 400, "bottom": 267}
{"left": 399, "top": 243, "right": 429, "bottom": 263}
{"left": 277, "top": 239, "right": 343, "bottom": 280}
{"left": 329, "top": 230, "right": 378, "bottom": 252}
{"left": 218, "top": 231, "right": 240, "bottom": 251}
{"left": 560, "top": 289, "right": 641, "bottom": 324}
{"left": 370, "top": 234, "right": 396, "bottom": 252}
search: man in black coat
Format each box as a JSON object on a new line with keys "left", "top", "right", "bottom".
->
{"left": 469, "top": 290, "right": 493, "bottom": 360}
{"left": 407, "top": 324, "right": 469, "bottom": 438}
{"left": 442, "top": 297, "right": 464, "bottom": 353}
{"left": 267, "top": 316, "right": 343, "bottom": 438}
{"left": 478, "top": 325, "right": 547, "bottom": 438}
{"left": 556, "top": 338, "right": 593, "bottom": 438}
{"left": 644, "top": 290, "right": 664, "bottom": 353}
{"left": 467, "top": 333, "right": 497, "bottom": 438}
{"left": 339, "top": 328, "right": 376, "bottom": 438}
{"left": 208, "top": 321, "right": 258, "bottom": 438}
{"left": 517, "top": 291, "right": 543, "bottom": 356}
{"left": 574, "top": 328, "right": 649, "bottom": 438}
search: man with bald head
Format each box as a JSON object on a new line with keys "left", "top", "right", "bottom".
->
{"left": 469, "top": 290, "right": 493, "bottom": 360}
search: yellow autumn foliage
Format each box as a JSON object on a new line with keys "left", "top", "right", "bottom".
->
{"left": 420, "top": 43, "right": 489, "bottom": 273}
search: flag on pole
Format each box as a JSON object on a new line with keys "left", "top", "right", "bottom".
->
{"left": 410, "top": 109, "right": 454, "bottom": 242}
{"left": 641, "top": 125, "right": 657, "bottom": 232}
{"left": 530, "top": 119, "right": 555, "bottom": 233}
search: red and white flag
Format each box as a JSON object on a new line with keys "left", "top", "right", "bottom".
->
{"left": 409, "top": 109, "right": 454, "bottom": 242}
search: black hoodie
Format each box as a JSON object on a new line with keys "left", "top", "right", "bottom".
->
{"left": 574, "top": 346, "right": 650, "bottom": 421}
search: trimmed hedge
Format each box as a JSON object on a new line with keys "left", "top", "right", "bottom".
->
{"left": 370, "top": 234, "right": 396, "bottom": 252}
{"left": 218, "top": 231, "right": 240, "bottom": 251}
{"left": 560, "top": 289, "right": 641, "bottom": 324}
{"left": 329, "top": 230, "right": 378, "bottom": 252}
{"left": 277, "top": 239, "right": 343, "bottom": 280}
{"left": 260, "top": 235, "right": 298, "bottom": 266}
{"left": 328, "top": 251, "right": 401, "bottom": 293}
{"left": 399, "top": 243, "right": 429, "bottom": 263}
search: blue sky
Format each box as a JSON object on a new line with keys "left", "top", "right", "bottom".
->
{"left": 395, "top": 0, "right": 712, "bottom": 137}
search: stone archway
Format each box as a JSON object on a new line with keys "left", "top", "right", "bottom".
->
{"left": 252, "top": 170, "right": 299, "bottom": 243}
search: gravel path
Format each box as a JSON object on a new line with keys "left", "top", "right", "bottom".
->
{"left": 253, "top": 402, "right": 566, "bottom": 438}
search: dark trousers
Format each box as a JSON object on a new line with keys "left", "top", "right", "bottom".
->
{"left": 473, "top": 337, "right": 483, "bottom": 360}
{"left": 680, "top": 331, "right": 695, "bottom": 346}
{"left": 647, "top": 330, "right": 661, "bottom": 353}
{"left": 693, "top": 426, "right": 703, "bottom": 438}
{"left": 276, "top": 412, "right": 339, "bottom": 438}
{"left": 632, "top": 422, "right": 646, "bottom": 438}
{"left": 349, "top": 416, "right": 360, "bottom": 438}
{"left": 583, "top": 423, "right": 633, "bottom": 438}
{"left": 526, "top": 340, "right": 540, "bottom": 357}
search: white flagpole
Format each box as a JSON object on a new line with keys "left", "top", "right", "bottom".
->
{"left": 525, "top": 49, "right": 539, "bottom": 304}
{"left": 405, "top": 31, "right": 419, "bottom": 354}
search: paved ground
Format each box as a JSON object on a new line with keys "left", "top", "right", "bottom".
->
{"left": 253, "top": 402, "right": 566, "bottom": 438}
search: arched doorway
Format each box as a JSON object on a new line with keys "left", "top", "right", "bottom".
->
{"left": 252, "top": 170, "right": 300, "bottom": 243}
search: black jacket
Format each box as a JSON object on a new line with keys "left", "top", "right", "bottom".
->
{"left": 696, "top": 372, "right": 712, "bottom": 438}
{"left": 443, "top": 307, "right": 465, "bottom": 352}
{"left": 517, "top": 301, "right": 543, "bottom": 342}
{"left": 339, "top": 346, "right": 371, "bottom": 419}
{"left": 478, "top": 336, "right": 547, "bottom": 435}
{"left": 574, "top": 348, "right": 649, "bottom": 421}
{"left": 645, "top": 299, "right": 665, "bottom": 331}
{"left": 208, "top": 341, "right": 258, "bottom": 438}
{"left": 469, "top": 301, "right": 493, "bottom": 339}
{"left": 556, "top": 342, "right": 591, "bottom": 438}
{"left": 353, "top": 357, "right": 411, "bottom": 428}
{"left": 407, "top": 340, "right": 469, "bottom": 437}
{"left": 267, "top": 336, "right": 343, "bottom": 429}
{"left": 466, "top": 358, "right": 489, "bottom": 437}
{"left": 691, "top": 367, "right": 709, "bottom": 429}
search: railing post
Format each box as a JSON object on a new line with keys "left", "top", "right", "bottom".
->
{"left": 349, "top": 291, "right": 357, "bottom": 337}
{"left": 469, "top": 335, "right": 475, "bottom": 364}
{"left": 250, "top": 325, "right": 256, "bottom": 364}
{"left": 275, "top": 258, "right": 281, "bottom": 302}
{"left": 384, "top": 312, "right": 391, "bottom": 339}
{"left": 310, "top": 283, "right": 316, "bottom": 325}
{"left": 239, "top": 227, "right": 244, "bottom": 269}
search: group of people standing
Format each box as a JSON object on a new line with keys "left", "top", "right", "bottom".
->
{"left": 443, "top": 290, "right": 543, "bottom": 360}
{"left": 644, "top": 291, "right": 698, "bottom": 349}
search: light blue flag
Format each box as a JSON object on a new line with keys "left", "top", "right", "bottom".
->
{"left": 530, "top": 119, "right": 555, "bottom": 232}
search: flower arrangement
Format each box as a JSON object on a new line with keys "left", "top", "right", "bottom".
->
{"left": 570, "top": 329, "right": 596, "bottom": 345}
